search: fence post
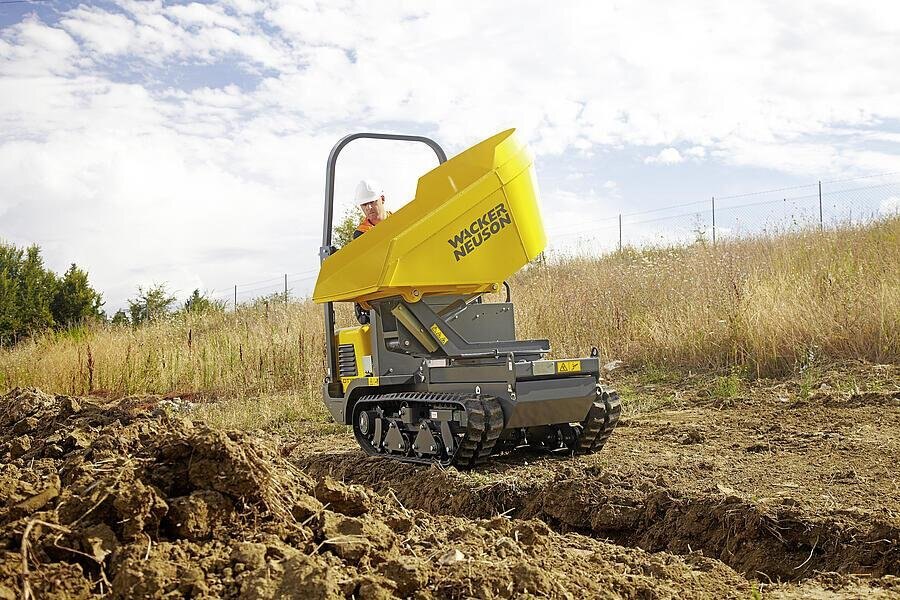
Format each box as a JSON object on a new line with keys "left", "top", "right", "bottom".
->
{"left": 618, "top": 214, "right": 622, "bottom": 252}
{"left": 711, "top": 196, "right": 716, "bottom": 245}
{"left": 284, "top": 274, "right": 288, "bottom": 304}
{"left": 818, "top": 180, "right": 823, "bottom": 231}
{"left": 234, "top": 285, "right": 237, "bottom": 309}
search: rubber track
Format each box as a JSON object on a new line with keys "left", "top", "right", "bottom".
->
{"left": 574, "top": 388, "right": 621, "bottom": 455}
{"left": 477, "top": 400, "right": 505, "bottom": 465}
{"left": 452, "top": 398, "right": 484, "bottom": 468}
{"left": 354, "top": 392, "right": 503, "bottom": 469}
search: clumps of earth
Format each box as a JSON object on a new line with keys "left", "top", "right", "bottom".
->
{"left": 0, "top": 387, "right": 761, "bottom": 599}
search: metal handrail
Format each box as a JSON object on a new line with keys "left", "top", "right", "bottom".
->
{"left": 320, "top": 132, "right": 447, "bottom": 256}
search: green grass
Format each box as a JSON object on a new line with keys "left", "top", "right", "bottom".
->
{"left": 798, "top": 368, "right": 815, "bottom": 401}
{"left": 614, "top": 373, "right": 685, "bottom": 417}
{"left": 711, "top": 371, "right": 744, "bottom": 399}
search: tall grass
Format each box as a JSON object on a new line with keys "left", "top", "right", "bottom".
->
{"left": 515, "top": 218, "right": 900, "bottom": 375}
{"left": 1, "top": 218, "right": 897, "bottom": 397}
{"left": 0, "top": 300, "right": 330, "bottom": 398}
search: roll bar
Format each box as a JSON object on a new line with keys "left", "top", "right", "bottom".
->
{"left": 320, "top": 133, "right": 448, "bottom": 383}
{"left": 320, "top": 133, "right": 448, "bottom": 257}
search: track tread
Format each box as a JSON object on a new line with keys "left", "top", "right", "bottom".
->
{"left": 475, "top": 400, "right": 505, "bottom": 465}
{"left": 353, "top": 392, "right": 503, "bottom": 469}
{"left": 574, "top": 388, "right": 621, "bottom": 455}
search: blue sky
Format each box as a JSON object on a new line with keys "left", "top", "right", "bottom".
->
{"left": 1, "top": 0, "right": 899, "bottom": 311}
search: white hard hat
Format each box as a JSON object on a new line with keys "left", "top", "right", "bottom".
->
{"left": 355, "top": 179, "right": 382, "bottom": 205}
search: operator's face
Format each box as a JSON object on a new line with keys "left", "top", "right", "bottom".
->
{"left": 361, "top": 195, "right": 386, "bottom": 222}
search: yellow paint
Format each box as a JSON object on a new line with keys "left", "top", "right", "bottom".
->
{"left": 429, "top": 323, "right": 449, "bottom": 345}
{"left": 335, "top": 324, "right": 371, "bottom": 379}
{"left": 557, "top": 360, "right": 581, "bottom": 373}
{"left": 314, "top": 129, "right": 546, "bottom": 304}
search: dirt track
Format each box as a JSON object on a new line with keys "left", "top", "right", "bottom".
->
{"left": 1, "top": 363, "right": 898, "bottom": 598}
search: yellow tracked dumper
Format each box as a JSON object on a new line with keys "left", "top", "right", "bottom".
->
{"left": 313, "top": 129, "right": 620, "bottom": 467}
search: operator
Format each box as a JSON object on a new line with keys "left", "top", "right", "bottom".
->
{"left": 352, "top": 179, "right": 392, "bottom": 239}
{"left": 351, "top": 179, "right": 392, "bottom": 324}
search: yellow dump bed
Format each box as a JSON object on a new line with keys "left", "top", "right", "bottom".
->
{"left": 313, "top": 129, "right": 547, "bottom": 304}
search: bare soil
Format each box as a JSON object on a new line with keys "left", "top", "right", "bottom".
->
{"left": 1, "top": 362, "right": 898, "bottom": 598}
{"left": 291, "top": 363, "right": 900, "bottom": 598}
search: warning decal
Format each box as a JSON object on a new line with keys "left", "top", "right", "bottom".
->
{"left": 430, "top": 324, "right": 449, "bottom": 345}
{"left": 556, "top": 360, "right": 581, "bottom": 373}
{"left": 341, "top": 376, "right": 380, "bottom": 389}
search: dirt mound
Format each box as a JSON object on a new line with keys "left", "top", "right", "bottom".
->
{"left": 0, "top": 388, "right": 756, "bottom": 599}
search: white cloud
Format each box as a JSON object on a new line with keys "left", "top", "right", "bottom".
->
{"left": 542, "top": 187, "right": 625, "bottom": 254}
{"left": 0, "top": 18, "right": 81, "bottom": 76}
{"left": 18, "top": 1, "right": 900, "bottom": 164}
{"left": 224, "top": 0, "right": 265, "bottom": 16}
{"left": 59, "top": 8, "right": 137, "bottom": 56}
{"left": 166, "top": 3, "right": 245, "bottom": 32}
{"left": 644, "top": 147, "right": 684, "bottom": 165}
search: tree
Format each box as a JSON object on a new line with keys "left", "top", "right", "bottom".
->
{"left": 183, "top": 289, "right": 224, "bottom": 314}
{"left": 0, "top": 246, "right": 22, "bottom": 343}
{"left": 0, "top": 242, "right": 57, "bottom": 343}
{"left": 0, "top": 241, "right": 105, "bottom": 345}
{"left": 333, "top": 205, "right": 364, "bottom": 248}
{"left": 111, "top": 309, "right": 130, "bottom": 326}
{"left": 51, "top": 264, "right": 105, "bottom": 327}
{"left": 15, "top": 245, "right": 57, "bottom": 334}
{"left": 127, "top": 284, "right": 177, "bottom": 325}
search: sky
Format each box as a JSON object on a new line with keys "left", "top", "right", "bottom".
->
{"left": 1, "top": 0, "right": 900, "bottom": 312}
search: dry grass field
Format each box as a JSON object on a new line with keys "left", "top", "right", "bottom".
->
{"left": 514, "top": 217, "right": 900, "bottom": 375}
{"left": 1, "top": 217, "right": 897, "bottom": 401}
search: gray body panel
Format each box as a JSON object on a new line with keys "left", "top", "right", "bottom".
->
{"left": 370, "top": 309, "right": 421, "bottom": 377}
{"left": 507, "top": 376, "right": 597, "bottom": 427}
{"left": 428, "top": 297, "right": 516, "bottom": 343}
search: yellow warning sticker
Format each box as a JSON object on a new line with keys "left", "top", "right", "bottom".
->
{"left": 341, "top": 376, "right": 380, "bottom": 389}
{"left": 557, "top": 360, "right": 581, "bottom": 373}
{"left": 430, "top": 324, "right": 449, "bottom": 345}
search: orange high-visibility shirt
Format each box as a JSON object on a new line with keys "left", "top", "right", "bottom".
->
{"left": 353, "top": 211, "right": 392, "bottom": 239}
